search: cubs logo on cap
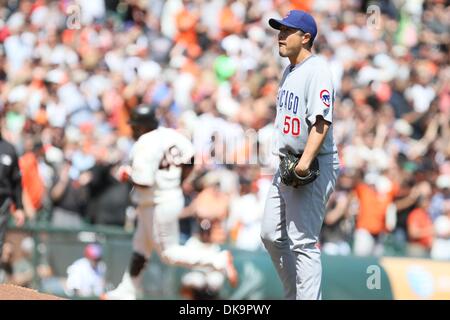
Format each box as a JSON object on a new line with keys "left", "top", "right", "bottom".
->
{"left": 320, "top": 90, "right": 331, "bottom": 107}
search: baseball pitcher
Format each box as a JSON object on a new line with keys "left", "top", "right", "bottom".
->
{"left": 260, "top": 10, "right": 340, "bottom": 300}
{"left": 103, "top": 105, "right": 237, "bottom": 300}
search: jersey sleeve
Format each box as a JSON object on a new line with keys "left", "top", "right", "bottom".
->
{"left": 130, "top": 137, "right": 161, "bottom": 187}
{"left": 305, "top": 63, "right": 334, "bottom": 126}
{"left": 171, "top": 130, "right": 195, "bottom": 164}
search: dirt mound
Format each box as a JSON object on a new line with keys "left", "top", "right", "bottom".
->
{"left": 0, "top": 284, "right": 65, "bottom": 300}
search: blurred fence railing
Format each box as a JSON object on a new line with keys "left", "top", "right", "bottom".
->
{"left": 7, "top": 221, "right": 450, "bottom": 299}
{"left": 7, "top": 220, "right": 284, "bottom": 299}
{"left": 7, "top": 221, "right": 133, "bottom": 298}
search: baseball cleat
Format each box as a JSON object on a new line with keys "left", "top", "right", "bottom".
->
{"left": 100, "top": 274, "right": 138, "bottom": 300}
{"left": 100, "top": 288, "right": 136, "bottom": 300}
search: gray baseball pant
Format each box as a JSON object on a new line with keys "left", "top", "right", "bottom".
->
{"left": 261, "top": 153, "right": 339, "bottom": 300}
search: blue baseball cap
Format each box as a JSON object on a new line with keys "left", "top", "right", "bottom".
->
{"left": 269, "top": 10, "right": 317, "bottom": 41}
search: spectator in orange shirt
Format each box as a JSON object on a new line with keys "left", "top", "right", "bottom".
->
{"left": 218, "top": 0, "right": 243, "bottom": 39}
{"left": 181, "top": 175, "right": 230, "bottom": 245}
{"left": 289, "top": 0, "right": 313, "bottom": 12}
{"left": 353, "top": 171, "right": 397, "bottom": 256}
{"left": 19, "top": 138, "right": 45, "bottom": 221}
{"left": 174, "top": 0, "right": 200, "bottom": 50}
{"left": 407, "top": 194, "right": 434, "bottom": 258}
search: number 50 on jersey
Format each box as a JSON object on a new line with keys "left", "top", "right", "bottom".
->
{"left": 282, "top": 115, "right": 301, "bottom": 136}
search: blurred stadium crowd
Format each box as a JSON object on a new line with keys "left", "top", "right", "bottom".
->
{"left": 0, "top": 0, "right": 449, "bottom": 294}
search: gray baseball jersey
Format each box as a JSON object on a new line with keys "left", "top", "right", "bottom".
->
{"left": 273, "top": 55, "right": 337, "bottom": 157}
{"left": 261, "top": 54, "right": 340, "bottom": 300}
